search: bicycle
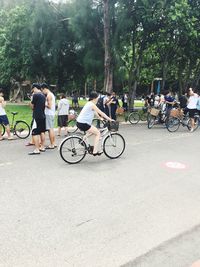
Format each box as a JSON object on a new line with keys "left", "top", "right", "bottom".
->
{"left": 0, "top": 112, "right": 30, "bottom": 139}
{"left": 128, "top": 107, "right": 150, "bottom": 124}
{"left": 59, "top": 121, "right": 126, "bottom": 164}
{"left": 166, "top": 109, "right": 199, "bottom": 132}
{"left": 147, "top": 107, "right": 169, "bottom": 129}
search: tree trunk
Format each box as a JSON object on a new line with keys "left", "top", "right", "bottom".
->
{"left": 10, "top": 81, "right": 24, "bottom": 102}
{"left": 103, "top": 0, "right": 113, "bottom": 93}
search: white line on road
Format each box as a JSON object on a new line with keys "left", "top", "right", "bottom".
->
{"left": 0, "top": 162, "right": 13, "bottom": 167}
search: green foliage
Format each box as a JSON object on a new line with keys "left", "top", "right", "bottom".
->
{"left": 0, "top": 0, "right": 200, "bottom": 100}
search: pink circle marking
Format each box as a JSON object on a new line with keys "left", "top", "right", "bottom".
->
{"left": 165, "top": 161, "right": 186, "bottom": 169}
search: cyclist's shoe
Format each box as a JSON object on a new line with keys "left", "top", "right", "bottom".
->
{"left": 93, "top": 151, "right": 103, "bottom": 156}
{"left": 28, "top": 150, "right": 40, "bottom": 155}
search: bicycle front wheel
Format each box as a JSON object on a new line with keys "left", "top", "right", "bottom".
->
{"left": 103, "top": 133, "right": 125, "bottom": 159}
{"left": 166, "top": 116, "right": 180, "bottom": 132}
{"left": 59, "top": 136, "right": 87, "bottom": 164}
{"left": 14, "top": 121, "right": 30, "bottom": 139}
{"left": 0, "top": 124, "right": 5, "bottom": 136}
{"left": 147, "top": 114, "right": 156, "bottom": 129}
{"left": 140, "top": 111, "right": 148, "bottom": 121}
{"left": 128, "top": 112, "right": 140, "bottom": 124}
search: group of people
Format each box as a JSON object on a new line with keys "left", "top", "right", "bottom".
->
{"left": 145, "top": 88, "right": 200, "bottom": 132}
{"left": 28, "top": 83, "right": 74, "bottom": 155}
{"left": 97, "top": 91, "right": 121, "bottom": 120}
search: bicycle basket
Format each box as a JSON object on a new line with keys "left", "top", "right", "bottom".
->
{"left": 170, "top": 108, "right": 183, "bottom": 118}
{"left": 107, "top": 121, "right": 119, "bottom": 132}
{"left": 150, "top": 108, "right": 160, "bottom": 116}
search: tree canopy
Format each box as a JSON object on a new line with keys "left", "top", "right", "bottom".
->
{"left": 0, "top": 0, "right": 200, "bottom": 101}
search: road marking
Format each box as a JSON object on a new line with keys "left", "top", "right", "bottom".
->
{"left": 164, "top": 161, "right": 187, "bottom": 170}
{"left": 0, "top": 162, "right": 13, "bottom": 167}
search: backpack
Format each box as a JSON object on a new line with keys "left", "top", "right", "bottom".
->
{"left": 96, "top": 96, "right": 105, "bottom": 111}
{"left": 196, "top": 98, "right": 200, "bottom": 111}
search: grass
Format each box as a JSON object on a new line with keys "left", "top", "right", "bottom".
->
{"left": 5, "top": 99, "right": 144, "bottom": 125}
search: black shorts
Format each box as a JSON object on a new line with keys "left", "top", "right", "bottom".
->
{"left": 76, "top": 122, "right": 91, "bottom": 132}
{"left": 58, "top": 115, "right": 68, "bottom": 127}
{"left": 32, "top": 118, "right": 46, "bottom": 135}
{"left": 188, "top": 109, "right": 197, "bottom": 118}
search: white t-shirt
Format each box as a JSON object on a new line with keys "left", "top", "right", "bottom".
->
{"left": 45, "top": 92, "right": 56, "bottom": 116}
{"left": 0, "top": 98, "right": 6, "bottom": 116}
{"left": 77, "top": 101, "right": 95, "bottom": 125}
{"left": 187, "top": 94, "right": 198, "bottom": 109}
{"left": 57, "top": 98, "right": 69, "bottom": 116}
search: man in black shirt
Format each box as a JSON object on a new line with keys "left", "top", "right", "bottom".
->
{"left": 29, "top": 83, "right": 46, "bottom": 155}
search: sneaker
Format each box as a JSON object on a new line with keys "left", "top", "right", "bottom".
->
{"left": 189, "top": 128, "right": 194, "bottom": 132}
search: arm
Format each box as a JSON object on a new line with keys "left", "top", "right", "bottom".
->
{"left": 0, "top": 97, "right": 6, "bottom": 108}
{"left": 46, "top": 94, "right": 52, "bottom": 109}
{"left": 57, "top": 100, "right": 62, "bottom": 111}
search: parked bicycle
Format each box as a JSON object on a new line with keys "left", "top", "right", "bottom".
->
{"left": 59, "top": 120, "right": 125, "bottom": 164}
{"left": 128, "top": 107, "right": 150, "bottom": 124}
{"left": 166, "top": 109, "right": 199, "bottom": 132}
{"left": 0, "top": 112, "right": 30, "bottom": 139}
{"left": 147, "top": 107, "right": 168, "bottom": 129}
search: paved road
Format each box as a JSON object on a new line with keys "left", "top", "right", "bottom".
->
{"left": 0, "top": 123, "right": 200, "bottom": 267}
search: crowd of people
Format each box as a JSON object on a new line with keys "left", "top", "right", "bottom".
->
{"left": 145, "top": 88, "right": 200, "bottom": 132}
{"left": 1, "top": 85, "right": 200, "bottom": 155}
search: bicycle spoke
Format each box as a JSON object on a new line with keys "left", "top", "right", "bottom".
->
{"left": 59, "top": 136, "right": 86, "bottom": 164}
{"left": 103, "top": 133, "right": 125, "bottom": 159}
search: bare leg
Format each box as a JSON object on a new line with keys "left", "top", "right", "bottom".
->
{"left": 40, "top": 132, "right": 45, "bottom": 150}
{"left": 87, "top": 125, "right": 100, "bottom": 154}
{"left": 48, "top": 128, "right": 56, "bottom": 147}
{"left": 32, "top": 135, "right": 40, "bottom": 152}
{"left": 6, "top": 125, "right": 12, "bottom": 139}
{"left": 57, "top": 127, "right": 61, "bottom": 136}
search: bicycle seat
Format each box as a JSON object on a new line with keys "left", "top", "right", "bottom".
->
{"left": 11, "top": 112, "right": 18, "bottom": 115}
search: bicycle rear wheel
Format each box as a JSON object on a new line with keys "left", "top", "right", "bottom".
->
{"left": 0, "top": 123, "right": 5, "bottom": 136}
{"left": 187, "top": 116, "right": 199, "bottom": 131}
{"left": 103, "top": 133, "right": 125, "bottom": 159}
{"left": 14, "top": 121, "right": 30, "bottom": 139}
{"left": 166, "top": 116, "right": 180, "bottom": 132}
{"left": 128, "top": 112, "right": 140, "bottom": 124}
{"left": 59, "top": 136, "right": 87, "bottom": 164}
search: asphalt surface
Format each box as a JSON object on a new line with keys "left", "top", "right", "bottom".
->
{"left": 0, "top": 122, "right": 200, "bottom": 267}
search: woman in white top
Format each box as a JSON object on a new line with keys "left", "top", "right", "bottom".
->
{"left": 0, "top": 89, "right": 12, "bottom": 140}
{"left": 187, "top": 87, "right": 198, "bottom": 132}
{"left": 57, "top": 93, "right": 70, "bottom": 136}
{"left": 77, "top": 91, "right": 113, "bottom": 156}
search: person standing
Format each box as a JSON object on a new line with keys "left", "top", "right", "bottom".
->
{"left": 0, "top": 89, "right": 13, "bottom": 140}
{"left": 164, "top": 90, "right": 175, "bottom": 117}
{"left": 109, "top": 92, "right": 120, "bottom": 120}
{"left": 41, "top": 83, "right": 57, "bottom": 149}
{"left": 186, "top": 87, "right": 198, "bottom": 132}
{"left": 122, "top": 93, "right": 128, "bottom": 111}
{"left": 29, "top": 83, "right": 46, "bottom": 155}
{"left": 57, "top": 93, "right": 70, "bottom": 136}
